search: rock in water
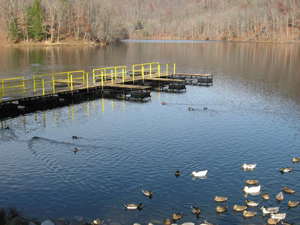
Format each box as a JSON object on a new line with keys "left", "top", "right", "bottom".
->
{"left": 72, "top": 216, "right": 87, "bottom": 225}
{"left": 41, "top": 220, "right": 55, "bottom": 225}
{"left": 29, "top": 222, "right": 37, "bottom": 225}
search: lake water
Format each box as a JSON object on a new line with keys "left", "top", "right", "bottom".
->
{"left": 0, "top": 41, "right": 300, "bottom": 224}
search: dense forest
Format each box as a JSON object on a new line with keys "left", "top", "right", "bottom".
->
{"left": 0, "top": 0, "right": 299, "bottom": 44}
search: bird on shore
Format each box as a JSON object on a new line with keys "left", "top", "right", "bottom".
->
{"left": 280, "top": 167, "right": 292, "bottom": 173}
{"left": 262, "top": 193, "right": 270, "bottom": 200}
{"left": 214, "top": 196, "right": 228, "bottom": 202}
{"left": 233, "top": 205, "right": 247, "bottom": 211}
{"left": 216, "top": 206, "right": 228, "bottom": 213}
{"left": 276, "top": 192, "right": 284, "bottom": 201}
{"left": 283, "top": 187, "right": 295, "bottom": 194}
{"left": 288, "top": 201, "right": 299, "bottom": 207}
{"left": 124, "top": 203, "right": 143, "bottom": 210}
{"left": 243, "top": 210, "right": 256, "bottom": 218}
{"left": 246, "top": 180, "right": 258, "bottom": 185}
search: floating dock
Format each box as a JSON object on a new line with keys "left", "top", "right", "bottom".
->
{"left": 0, "top": 62, "right": 213, "bottom": 118}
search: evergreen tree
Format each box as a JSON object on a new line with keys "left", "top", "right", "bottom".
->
{"left": 8, "top": 18, "right": 20, "bottom": 43}
{"left": 27, "top": 0, "right": 45, "bottom": 41}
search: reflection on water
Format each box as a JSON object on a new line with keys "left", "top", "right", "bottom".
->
{"left": 1, "top": 42, "right": 300, "bottom": 224}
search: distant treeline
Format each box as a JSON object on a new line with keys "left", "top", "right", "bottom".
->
{"left": 0, "top": 0, "right": 299, "bottom": 44}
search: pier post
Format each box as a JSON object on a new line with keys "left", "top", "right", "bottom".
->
{"left": 174, "top": 63, "right": 176, "bottom": 78}
{"left": 86, "top": 73, "right": 89, "bottom": 93}
{"left": 52, "top": 77, "right": 55, "bottom": 94}
{"left": 142, "top": 66, "right": 144, "bottom": 83}
{"left": 166, "top": 64, "right": 168, "bottom": 76}
{"left": 150, "top": 64, "right": 152, "bottom": 78}
{"left": 101, "top": 71, "right": 104, "bottom": 91}
{"left": 122, "top": 69, "right": 125, "bottom": 84}
{"left": 111, "top": 71, "right": 113, "bottom": 84}
{"left": 42, "top": 79, "right": 45, "bottom": 96}
{"left": 33, "top": 77, "right": 36, "bottom": 92}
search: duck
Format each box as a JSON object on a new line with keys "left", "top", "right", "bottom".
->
{"left": 243, "top": 210, "right": 256, "bottom": 218}
{"left": 191, "top": 170, "right": 208, "bottom": 177}
{"left": 164, "top": 218, "right": 171, "bottom": 225}
{"left": 124, "top": 203, "right": 143, "bottom": 210}
{"left": 162, "top": 102, "right": 167, "bottom": 105}
{"left": 72, "top": 136, "right": 78, "bottom": 139}
{"left": 246, "top": 180, "right": 259, "bottom": 185}
{"left": 233, "top": 205, "right": 247, "bottom": 211}
{"left": 288, "top": 200, "right": 299, "bottom": 207}
{"left": 200, "top": 219, "right": 213, "bottom": 225}
{"left": 175, "top": 170, "right": 181, "bottom": 177}
{"left": 246, "top": 199, "right": 259, "bottom": 207}
{"left": 142, "top": 190, "right": 153, "bottom": 197}
{"left": 280, "top": 167, "right": 292, "bottom": 173}
{"left": 261, "top": 206, "right": 279, "bottom": 214}
{"left": 276, "top": 192, "right": 284, "bottom": 201}
{"left": 73, "top": 148, "right": 78, "bottom": 153}
{"left": 188, "top": 107, "right": 194, "bottom": 111}
{"left": 243, "top": 185, "right": 261, "bottom": 193}
{"left": 172, "top": 213, "right": 182, "bottom": 220}
{"left": 271, "top": 213, "right": 286, "bottom": 220}
{"left": 214, "top": 196, "right": 228, "bottom": 202}
{"left": 268, "top": 218, "right": 280, "bottom": 225}
{"left": 281, "top": 222, "right": 295, "bottom": 225}
{"left": 262, "top": 193, "right": 270, "bottom": 200}
{"left": 191, "top": 205, "right": 200, "bottom": 215}
{"left": 216, "top": 205, "right": 228, "bottom": 213}
{"left": 204, "top": 107, "right": 208, "bottom": 110}
{"left": 242, "top": 164, "right": 257, "bottom": 170}
{"left": 292, "top": 157, "right": 299, "bottom": 162}
{"left": 283, "top": 187, "right": 295, "bottom": 194}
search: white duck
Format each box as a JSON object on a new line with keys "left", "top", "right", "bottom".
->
{"left": 261, "top": 206, "right": 279, "bottom": 214}
{"left": 191, "top": 170, "right": 208, "bottom": 177}
{"left": 242, "top": 164, "right": 257, "bottom": 170}
{"left": 271, "top": 213, "right": 286, "bottom": 220}
{"left": 243, "top": 185, "right": 261, "bottom": 193}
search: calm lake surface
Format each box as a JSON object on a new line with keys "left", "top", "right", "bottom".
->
{"left": 0, "top": 41, "right": 300, "bottom": 224}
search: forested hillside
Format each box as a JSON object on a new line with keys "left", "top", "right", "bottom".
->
{"left": 0, "top": 0, "right": 299, "bottom": 44}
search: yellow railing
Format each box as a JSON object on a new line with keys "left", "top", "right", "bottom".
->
{"left": 132, "top": 62, "right": 160, "bottom": 82}
{"left": 0, "top": 62, "right": 176, "bottom": 103}
{"left": 0, "top": 77, "right": 25, "bottom": 103}
{"left": 93, "top": 66, "right": 127, "bottom": 84}
{"left": 33, "top": 70, "right": 85, "bottom": 92}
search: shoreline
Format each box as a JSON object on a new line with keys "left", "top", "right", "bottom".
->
{"left": 0, "top": 38, "right": 299, "bottom": 48}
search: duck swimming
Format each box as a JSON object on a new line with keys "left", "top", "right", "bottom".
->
{"left": 191, "top": 170, "right": 208, "bottom": 177}
{"left": 288, "top": 200, "right": 299, "bottom": 207}
{"left": 175, "top": 170, "right": 181, "bottom": 177}
{"left": 243, "top": 185, "right": 261, "bottom": 193}
{"left": 73, "top": 148, "right": 78, "bottom": 153}
{"left": 191, "top": 205, "right": 201, "bottom": 215}
{"left": 243, "top": 210, "right": 256, "bottom": 218}
{"left": 124, "top": 203, "right": 143, "bottom": 210}
{"left": 214, "top": 196, "right": 228, "bottom": 202}
{"left": 172, "top": 213, "right": 182, "bottom": 220}
{"left": 188, "top": 107, "right": 194, "bottom": 111}
{"left": 142, "top": 190, "right": 153, "bottom": 197}
{"left": 216, "top": 205, "right": 228, "bottom": 213}
{"left": 292, "top": 157, "right": 299, "bottom": 162}
{"left": 246, "top": 199, "right": 259, "bottom": 207}
{"left": 246, "top": 180, "right": 258, "bottom": 185}
{"left": 276, "top": 192, "right": 284, "bottom": 201}
{"left": 242, "top": 164, "right": 257, "bottom": 170}
{"left": 262, "top": 193, "right": 270, "bottom": 200}
{"left": 261, "top": 206, "right": 279, "bottom": 214}
{"left": 233, "top": 205, "right": 247, "bottom": 211}
{"left": 280, "top": 167, "right": 292, "bottom": 173}
{"left": 283, "top": 187, "right": 295, "bottom": 194}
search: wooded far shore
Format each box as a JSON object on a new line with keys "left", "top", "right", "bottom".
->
{"left": 0, "top": 0, "right": 300, "bottom": 46}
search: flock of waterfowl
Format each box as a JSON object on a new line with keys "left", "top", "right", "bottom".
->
{"left": 123, "top": 158, "right": 299, "bottom": 225}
